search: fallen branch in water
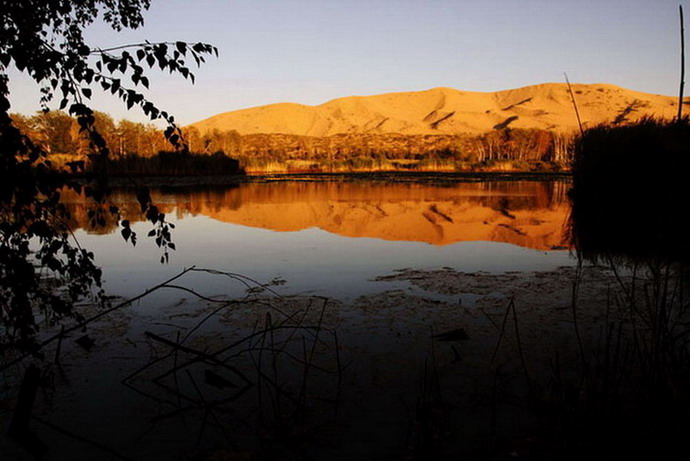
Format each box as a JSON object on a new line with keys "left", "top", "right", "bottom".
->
{"left": 31, "top": 415, "right": 133, "bottom": 461}
{"left": 144, "top": 330, "right": 252, "bottom": 386}
{"left": 0, "top": 266, "right": 197, "bottom": 372}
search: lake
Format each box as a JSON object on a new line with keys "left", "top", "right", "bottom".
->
{"left": 63, "top": 176, "right": 575, "bottom": 301}
{"left": 5, "top": 175, "right": 600, "bottom": 460}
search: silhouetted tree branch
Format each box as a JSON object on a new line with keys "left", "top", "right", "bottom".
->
{"left": 0, "top": 0, "right": 217, "bottom": 353}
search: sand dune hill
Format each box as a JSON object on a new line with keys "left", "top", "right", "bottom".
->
{"left": 190, "top": 83, "right": 687, "bottom": 136}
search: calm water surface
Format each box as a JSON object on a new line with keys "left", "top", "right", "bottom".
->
{"left": 9, "top": 178, "right": 578, "bottom": 460}
{"left": 65, "top": 178, "right": 575, "bottom": 300}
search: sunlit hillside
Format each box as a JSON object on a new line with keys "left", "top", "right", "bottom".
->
{"left": 190, "top": 83, "right": 687, "bottom": 136}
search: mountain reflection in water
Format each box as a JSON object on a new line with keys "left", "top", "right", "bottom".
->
{"left": 63, "top": 179, "right": 570, "bottom": 250}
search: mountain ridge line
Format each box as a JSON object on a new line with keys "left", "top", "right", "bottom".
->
{"left": 189, "top": 82, "right": 688, "bottom": 137}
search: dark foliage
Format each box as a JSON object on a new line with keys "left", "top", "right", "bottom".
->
{"left": 564, "top": 118, "right": 690, "bottom": 461}
{"left": 104, "top": 150, "right": 244, "bottom": 177}
{"left": 568, "top": 116, "right": 690, "bottom": 263}
{"left": 0, "top": 0, "right": 217, "bottom": 353}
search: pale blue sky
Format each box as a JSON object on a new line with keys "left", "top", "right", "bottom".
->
{"left": 7, "top": 0, "right": 686, "bottom": 125}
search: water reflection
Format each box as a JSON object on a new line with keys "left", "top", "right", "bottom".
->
{"left": 569, "top": 174, "right": 689, "bottom": 264}
{"left": 63, "top": 180, "right": 571, "bottom": 250}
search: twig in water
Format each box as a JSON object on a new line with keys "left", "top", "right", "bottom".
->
{"left": 54, "top": 326, "right": 65, "bottom": 365}
{"left": 185, "top": 369, "right": 211, "bottom": 446}
{"left": 491, "top": 297, "right": 513, "bottom": 364}
{"left": 510, "top": 297, "right": 533, "bottom": 396}
{"left": 0, "top": 266, "right": 198, "bottom": 372}
{"left": 144, "top": 331, "right": 251, "bottom": 386}
{"left": 8, "top": 365, "right": 46, "bottom": 458}
{"left": 334, "top": 329, "right": 343, "bottom": 417}
{"left": 190, "top": 267, "right": 283, "bottom": 298}
{"left": 571, "top": 259, "right": 589, "bottom": 375}
{"left": 31, "top": 414, "right": 132, "bottom": 461}
{"left": 173, "top": 331, "right": 181, "bottom": 408}
{"left": 479, "top": 307, "right": 501, "bottom": 331}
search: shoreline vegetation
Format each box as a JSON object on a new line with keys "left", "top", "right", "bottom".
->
{"left": 13, "top": 110, "right": 688, "bottom": 177}
{"left": 547, "top": 115, "right": 690, "bottom": 459}
{"left": 11, "top": 110, "right": 574, "bottom": 176}
{"left": 569, "top": 115, "right": 690, "bottom": 262}
{"left": 206, "top": 128, "right": 572, "bottom": 174}
{"left": 102, "top": 170, "right": 572, "bottom": 189}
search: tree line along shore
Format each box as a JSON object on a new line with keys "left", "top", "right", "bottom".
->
{"left": 9, "top": 109, "right": 592, "bottom": 175}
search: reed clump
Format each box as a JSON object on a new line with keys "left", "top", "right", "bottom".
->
{"left": 558, "top": 116, "right": 690, "bottom": 457}
{"left": 569, "top": 116, "right": 690, "bottom": 262}
{"left": 534, "top": 260, "right": 690, "bottom": 460}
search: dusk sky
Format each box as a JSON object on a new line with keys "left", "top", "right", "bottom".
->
{"left": 7, "top": 0, "right": 686, "bottom": 125}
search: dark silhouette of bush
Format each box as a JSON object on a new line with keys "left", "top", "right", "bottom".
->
{"left": 569, "top": 116, "right": 690, "bottom": 262}
{"left": 104, "top": 150, "right": 243, "bottom": 176}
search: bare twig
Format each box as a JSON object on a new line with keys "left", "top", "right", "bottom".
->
{"left": 491, "top": 297, "right": 513, "bottom": 364}
{"left": 0, "top": 266, "right": 197, "bottom": 372}
{"left": 173, "top": 331, "right": 181, "bottom": 408}
{"left": 571, "top": 259, "right": 589, "bottom": 373}
{"left": 679, "top": 5, "right": 686, "bottom": 121}
{"left": 155, "top": 324, "right": 326, "bottom": 382}
{"left": 565, "top": 72, "right": 584, "bottom": 136}
{"left": 54, "top": 325, "right": 65, "bottom": 364}
{"left": 510, "top": 298, "right": 532, "bottom": 394}
{"left": 190, "top": 267, "right": 283, "bottom": 298}
{"left": 161, "top": 284, "right": 230, "bottom": 303}
{"left": 31, "top": 415, "right": 132, "bottom": 461}
{"left": 144, "top": 331, "right": 251, "bottom": 385}
{"left": 334, "top": 329, "right": 343, "bottom": 416}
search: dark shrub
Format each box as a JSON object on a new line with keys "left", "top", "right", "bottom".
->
{"left": 569, "top": 117, "right": 690, "bottom": 262}
{"left": 102, "top": 150, "right": 244, "bottom": 177}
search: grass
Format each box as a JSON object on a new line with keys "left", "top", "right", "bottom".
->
{"left": 537, "top": 260, "right": 690, "bottom": 459}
